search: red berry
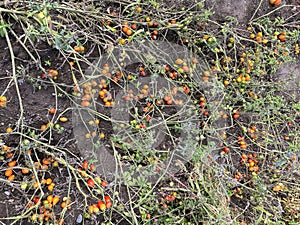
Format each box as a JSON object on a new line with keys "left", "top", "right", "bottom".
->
{"left": 106, "top": 201, "right": 112, "bottom": 209}
{"left": 104, "top": 195, "right": 111, "bottom": 203}
{"left": 87, "top": 179, "right": 95, "bottom": 188}
{"left": 82, "top": 160, "right": 89, "bottom": 170}
{"left": 33, "top": 197, "right": 40, "bottom": 205}
{"left": 233, "top": 113, "right": 240, "bottom": 119}
{"left": 101, "top": 180, "right": 108, "bottom": 187}
{"left": 223, "top": 147, "right": 230, "bottom": 153}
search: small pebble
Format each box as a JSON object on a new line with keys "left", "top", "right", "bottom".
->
{"left": 76, "top": 214, "right": 83, "bottom": 223}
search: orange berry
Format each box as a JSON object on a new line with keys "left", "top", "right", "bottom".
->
{"left": 52, "top": 196, "right": 60, "bottom": 205}
{"left": 61, "top": 201, "right": 67, "bottom": 208}
{"left": 7, "top": 174, "right": 15, "bottom": 181}
{"left": 5, "top": 169, "right": 13, "bottom": 177}
{"left": 98, "top": 200, "right": 106, "bottom": 211}
{"left": 257, "top": 32, "right": 263, "bottom": 37}
{"left": 49, "top": 108, "right": 56, "bottom": 114}
{"left": 233, "top": 113, "right": 240, "bottom": 119}
{"left": 270, "top": 0, "right": 281, "bottom": 6}
{"left": 22, "top": 168, "right": 30, "bottom": 174}
{"left": 8, "top": 160, "right": 16, "bottom": 167}
{"left": 42, "top": 158, "right": 51, "bottom": 165}
{"left": 278, "top": 34, "right": 286, "bottom": 42}
{"left": 119, "top": 39, "right": 126, "bottom": 45}
{"left": 0, "top": 96, "right": 7, "bottom": 107}
{"left": 101, "top": 180, "right": 108, "bottom": 187}
{"left": 88, "top": 205, "right": 94, "bottom": 214}
{"left": 47, "top": 195, "right": 53, "bottom": 203}
{"left": 241, "top": 154, "right": 247, "bottom": 160}
{"left": 40, "top": 125, "right": 47, "bottom": 131}
{"left": 136, "top": 6, "right": 142, "bottom": 13}
{"left": 46, "top": 178, "right": 52, "bottom": 185}
{"left": 6, "top": 127, "right": 13, "bottom": 133}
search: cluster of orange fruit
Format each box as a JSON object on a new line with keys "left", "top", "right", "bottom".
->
{"left": 238, "top": 136, "right": 247, "bottom": 149}
{"left": 42, "top": 69, "right": 58, "bottom": 79}
{"left": 241, "top": 153, "right": 259, "bottom": 173}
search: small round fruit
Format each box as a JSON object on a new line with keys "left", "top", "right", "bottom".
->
{"left": 49, "top": 108, "right": 56, "bottom": 114}
{"left": 233, "top": 113, "right": 240, "bottom": 119}
{"left": 101, "top": 180, "right": 108, "bottom": 187}
{"left": 82, "top": 160, "right": 89, "bottom": 170}
{"left": 8, "top": 160, "right": 16, "bottom": 167}
{"left": 87, "top": 179, "right": 95, "bottom": 188}
{"left": 46, "top": 178, "right": 52, "bottom": 185}
{"left": 22, "top": 168, "right": 30, "bottom": 174}
{"left": 61, "top": 201, "right": 67, "bottom": 208}
{"left": 37, "top": 11, "right": 45, "bottom": 19}
{"left": 5, "top": 169, "right": 13, "bottom": 177}
{"left": 106, "top": 201, "right": 112, "bottom": 209}
{"left": 126, "top": 29, "right": 133, "bottom": 36}
{"left": 59, "top": 117, "right": 68, "bottom": 122}
{"left": 278, "top": 34, "right": 286, "bottom": 42}
{"left": 223, "top": 147, "right": 230, "bottom": 153}
{"left": 6, "top": 127, "right": 13, "bottom": 133}
{"left": 136, "top": 6, "right": 142, "bottom": 13}
{"left": 270, "top": 0, "right": 281, "bottom": 6}
{"left": 7, "top": 174, "right": 15, "bottom": 181}
{"left": 47, "top": 195, "right": 54, "bottom": 203}
{"left": 93, "top": 205, "right": 100, "bottom": 214}
{"left": 98, "top": 200, "right": 106, "bottom": 211}
{"left": 88, "top": 205, "right": 94, "bottom": 214}
{"left": 104, "top": 195, "right": 111, "bottom": 203}
{"left": 89, "top": 164, "right": 96, "bottom": 172}
{"left": 53, "top": 196, "right": 60, "bottom": 205}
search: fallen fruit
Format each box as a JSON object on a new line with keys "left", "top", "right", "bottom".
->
{"left": 7, "top": 174, "right": 15, "bottom": 181}
{"left": 49, "top": 108, "right": 56, "bottom": 114}
{"left": 53, "top": 196, "right": 60, "bottom": 205}
{"left": 104, "top": 195, "right": 111, "bottom": 203}
{"left": 89, "top": 164, "right": 96, "bottom": 172}
{"left": 88, "top": 205, "right": 94, "bottom": 214}
{"left": 61, "top": 201, "right": 67, "bottom": 208}
{"left": 0, "top": 96, "right": 7, "bottom": 107}
{"left": 47, "top": 195, "right": 53, "bottom": 203}
{"left": 105, "top": 201, "right": 112, "bottom": 209}
{"left": 98, "top": 200, "right": 106, "bottom": 210}
{"left": 270, "top": 0, "right": 281, "bottom": 6}
{"left": 8, "top": 160, "right": 16, "bottom": 167}
{"left": 101, "top": 180, "right": 108, "bottom": 187}
{"left": 87, "top": 179, "right": 95, "bottom": 188}
{"left": 233, "top": 113, "right": 240, "bottom": 119}
{"left": 82, "top": 160, "right": 89, "bottom": 170}
{"left": 5, "top": 169, "right": 13, "bottom": 177}
{"left": 59, "top": 117, "right": 68, "bottom": 122}
{"left": 22, "top": 168, "right": 30, "bottom": 174}
{"left": 6, "top": 127, "right": 13, "bottom": 133}
{"left": 278, "top": 33, "right": 286, "bottom": 42}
